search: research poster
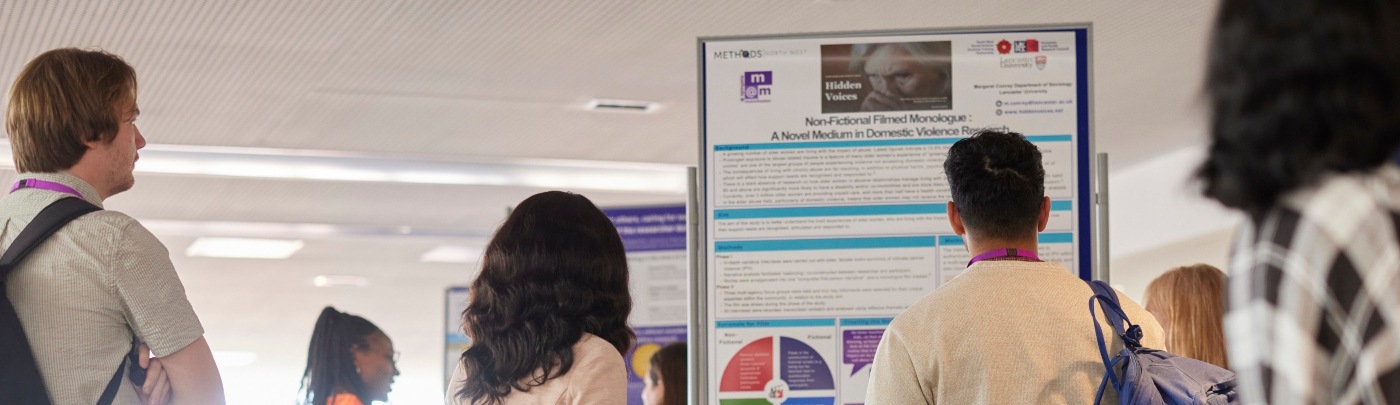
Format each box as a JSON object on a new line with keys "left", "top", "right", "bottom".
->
{"left": 700, "top": 26, "right": 1092, "bottom": 405}
{"left": 603, "top": 205, "right": 690, "bottom": 405}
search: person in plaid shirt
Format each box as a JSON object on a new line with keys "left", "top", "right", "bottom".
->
{"left": 1197, "top": 0, "right": 1400, "bottom": 403}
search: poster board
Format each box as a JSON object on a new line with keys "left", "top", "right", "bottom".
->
{"left": 696, "top": 25, "right": 1093, "bottom": 405}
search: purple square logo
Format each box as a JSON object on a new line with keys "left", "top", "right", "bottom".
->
{"left": 741, "top": 71, "right": 773, "bottom": 102}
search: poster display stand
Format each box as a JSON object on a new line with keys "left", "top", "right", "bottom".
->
{"left": 694, "top": 25, "right": 1094, "bottom": 405}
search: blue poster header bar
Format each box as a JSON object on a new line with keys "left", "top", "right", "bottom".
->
{"left": 715, "top": 204, "right": 944, "bottom": 220}
{"left": 840, "top": 318, "right": 894, "bottom": 327}
{"left": 715, "top": 135, "right": 1070, "bottom": 151}
{"left": 715, "top": 236, "right": 936, "bottom": 252}
{"left": 939, "top": 232, "right": 1072, "bottom": 247}
{"left": 716, "top": 319, "right": 836, "bottom": 328}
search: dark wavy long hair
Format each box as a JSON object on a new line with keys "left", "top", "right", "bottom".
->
{"left": 300, "top": 306, "right": 382, "bottom": 405}
{"left": 1197, "top": 0, "right": 1400, "bottom": 216}
{"left": 456, "top": 191, "right": 634, "bottom": 404}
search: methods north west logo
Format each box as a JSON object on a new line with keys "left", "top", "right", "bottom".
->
{"left": 741, "top": 71, "right": 773, "bottom": 103}
{"left": 714, "top": 50, "right": 764, "bottom": 60}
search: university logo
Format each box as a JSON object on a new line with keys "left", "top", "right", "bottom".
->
{"left": 1013, "top": 39, "right": 1040, "bottom": 53}
{"left": 1036, "top": 55, "right": 1047, "bottom": 70}
{"left": 741, "top": 71, "right": 773, "bottom": 103}
{"left": 997, "top": 40, "right": 1012, "bottom": 54}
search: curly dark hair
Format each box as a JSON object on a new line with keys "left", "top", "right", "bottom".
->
{"left": 1197, "top": 0, "right": 1400, "bottom": 215}
{"left": 944, "top": 129, "right": 1045, "bottom": 240}
{"left": 456, "top": 191, "right": 634, "bottom": 404}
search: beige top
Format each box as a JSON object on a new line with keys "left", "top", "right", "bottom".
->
{"left": 446, "top": 333, "right": 628, "bottom": 405}
{"left": 865, "top": 259, "right": 1165, "bottom": 405}
{"left": 2, "top": 172, "right": 203, "bottom": 405}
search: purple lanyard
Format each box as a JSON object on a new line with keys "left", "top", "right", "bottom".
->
{"left": 10, "top": 179, "right": 83, "bottom": 199}
{"left": 967, "top": 248, "right": 1040, "bottom": 267}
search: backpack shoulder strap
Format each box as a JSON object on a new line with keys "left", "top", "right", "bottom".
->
{"left": 0, "top": 197, "right": 101, "bottom": 274}
{"left": 0, "top": 197, "right": 103, "bottom": 405}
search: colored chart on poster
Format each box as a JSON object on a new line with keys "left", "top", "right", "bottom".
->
{"left": 715, "top": 320, "right": 837, "bottom": 405}
{"left": 699, "top": 26, "right": 1094, "bottom": 404}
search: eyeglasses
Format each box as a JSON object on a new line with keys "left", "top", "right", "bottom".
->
{"left": 388, "top": 351, "right": 400, "bottom": 365}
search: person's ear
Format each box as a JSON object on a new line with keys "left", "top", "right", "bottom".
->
{"left": 1036, "top": 196, "right": 1051, "bottom": 232}
{"left": 948, "top": 201, "right": 966, "bottom": 236}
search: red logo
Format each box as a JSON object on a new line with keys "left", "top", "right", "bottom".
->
{"left": 1026, "top": 39, "right": 1039, "bottom": 52}
{"left": 996, "top": 40, "right": 1012, "bottom": 54}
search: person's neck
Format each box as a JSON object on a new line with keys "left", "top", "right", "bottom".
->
{"left": 62, "top": 166, "right": 111, "bottom": 201}
{"left": 965, "top": 234, "right": 1038, "bottom": 258}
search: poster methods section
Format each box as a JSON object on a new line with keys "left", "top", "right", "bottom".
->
{"left": 703, "top": 28, "right": 1091, "bottom": 404}
{"left": 605, "top": 206, "right": 690, "bottom": 405}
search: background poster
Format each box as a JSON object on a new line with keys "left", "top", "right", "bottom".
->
{"left": 701, "top": 27, "right": 1091, "bottom": 405}
{"left": 604, "top": 205, "right": 690, "bottom": 405}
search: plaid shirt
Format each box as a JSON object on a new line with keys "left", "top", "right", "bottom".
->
{"left": 1227, "top": 164, "right": 1400, "bottom": 405}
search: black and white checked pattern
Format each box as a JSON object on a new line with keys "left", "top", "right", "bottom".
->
{"left": 1227, "top": 165, "right": 1400, "bottom": 405}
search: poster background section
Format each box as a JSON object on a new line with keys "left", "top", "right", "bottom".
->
{"left": 604, "top": 205, "right": 690, "bottom": 405}
{"left": 715, "top": 319, "right": 838, "bottom": 405}
{"left": 838, "top": 318, "right": 891, "bottom": 405}
{"left": 444, "top": 287, "right": 471, "bottom": 388}
{"left": 820, "top": 41, "right": 954, "bottom": 113}
{"left": 626, "top": 325, "right": 688, "bottom": 405}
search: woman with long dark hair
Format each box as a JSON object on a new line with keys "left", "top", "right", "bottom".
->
{"left": 448, "top": 191, "right": 634, "bottom": 404}
{"left": 300, "top": 306, "right": 399, "bottom": 405}
{"left": 1197, "top": 0, "right": 1400, "bottom": 401}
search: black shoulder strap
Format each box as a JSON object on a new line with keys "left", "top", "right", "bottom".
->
{"left": 0, "top": 197, "right": 101, "bottom": 275}
{"left": 0, "top": 197, "right": 109, "bottom": 405}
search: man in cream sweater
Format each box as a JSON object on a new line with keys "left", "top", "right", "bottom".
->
{"left": 865, "top": 130, "right": 1163, "bottom": 404}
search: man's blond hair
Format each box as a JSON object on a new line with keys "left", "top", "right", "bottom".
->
{"left": 6, "top": 48, "right": 136, "bottom": 173}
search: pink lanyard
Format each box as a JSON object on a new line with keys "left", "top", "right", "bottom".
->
{"left": 967, "top": 248, "right": 1041, "bottom": 267}
{"left": 10, "top": 179, "right": 82, "bottom": 199}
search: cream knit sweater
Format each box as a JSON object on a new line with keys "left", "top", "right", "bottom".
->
{"left": 865, "top": 260, "right": 1165, "bottom": 405}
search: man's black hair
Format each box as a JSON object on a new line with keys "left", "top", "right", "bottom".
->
{"left": 943, "top": 129, "right": 1045, "bottom": 240}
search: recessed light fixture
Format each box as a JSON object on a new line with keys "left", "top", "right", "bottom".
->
{"left": 0, "top": 142, "right": 689, "bottom": 194}
{"left": 419, "top": 245, "right": 484, "bottom": 263}
{"left": 212, "top": 351, "right": 258, "bottom": 367}
{"left": 583, "top": 98, "right": 662, "bottom": 113}
{"left": 313, "top": 275, "right": 370, "bottom": 288}
{"left": 185, "top": 237, "right": 304, "bottom": 259}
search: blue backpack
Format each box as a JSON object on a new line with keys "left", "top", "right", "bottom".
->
{"left": 1086, "top": 280, "right": 1239, "bottom": 405}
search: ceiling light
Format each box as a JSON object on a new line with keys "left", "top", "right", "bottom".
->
{"left": 419, "top": 245, "right": 484, "bottom": 263}
{"left": 0, "top": 142, "right": 688, "bottom": 194}
{"left": 212, "top": 351, "right": 257, "bottom": 367}
{"left": 313, "top": 275, "right": 369, "bottom": 288}
{"left": 185, "top": 237, "right": 304, "bottom": 259}
{"left": 583, "top": 98, "right": 662, "bottom": 113}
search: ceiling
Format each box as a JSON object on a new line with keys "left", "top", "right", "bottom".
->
{"left": 1, "top": 0, "right": 1224, "bottom": 403}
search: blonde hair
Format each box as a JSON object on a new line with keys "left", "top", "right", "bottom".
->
{"left": 1144, "top": 264, "right": 1229, "bottom": 368}
{"left": 5, "top": 48, "right": 136, "bottom": 173}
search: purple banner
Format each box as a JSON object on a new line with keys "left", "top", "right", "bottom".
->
{"left": 605, "top": 205, "right": 687, "bottom": 253}
{"left": 842, "top": 329, "right": 884, "bottom": 377}
{"left": 626, "top": 325, "right": 688, "bottom": 405}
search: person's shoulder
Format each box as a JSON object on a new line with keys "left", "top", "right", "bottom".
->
{"left": 574, "top": 333, "right": 624, "bottom": 364}
{"left": 71, "top": 208, "right": 144, "bottom": 231}
{"left": 1272, "top": 165, "right": 1400, "bottom": 245}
